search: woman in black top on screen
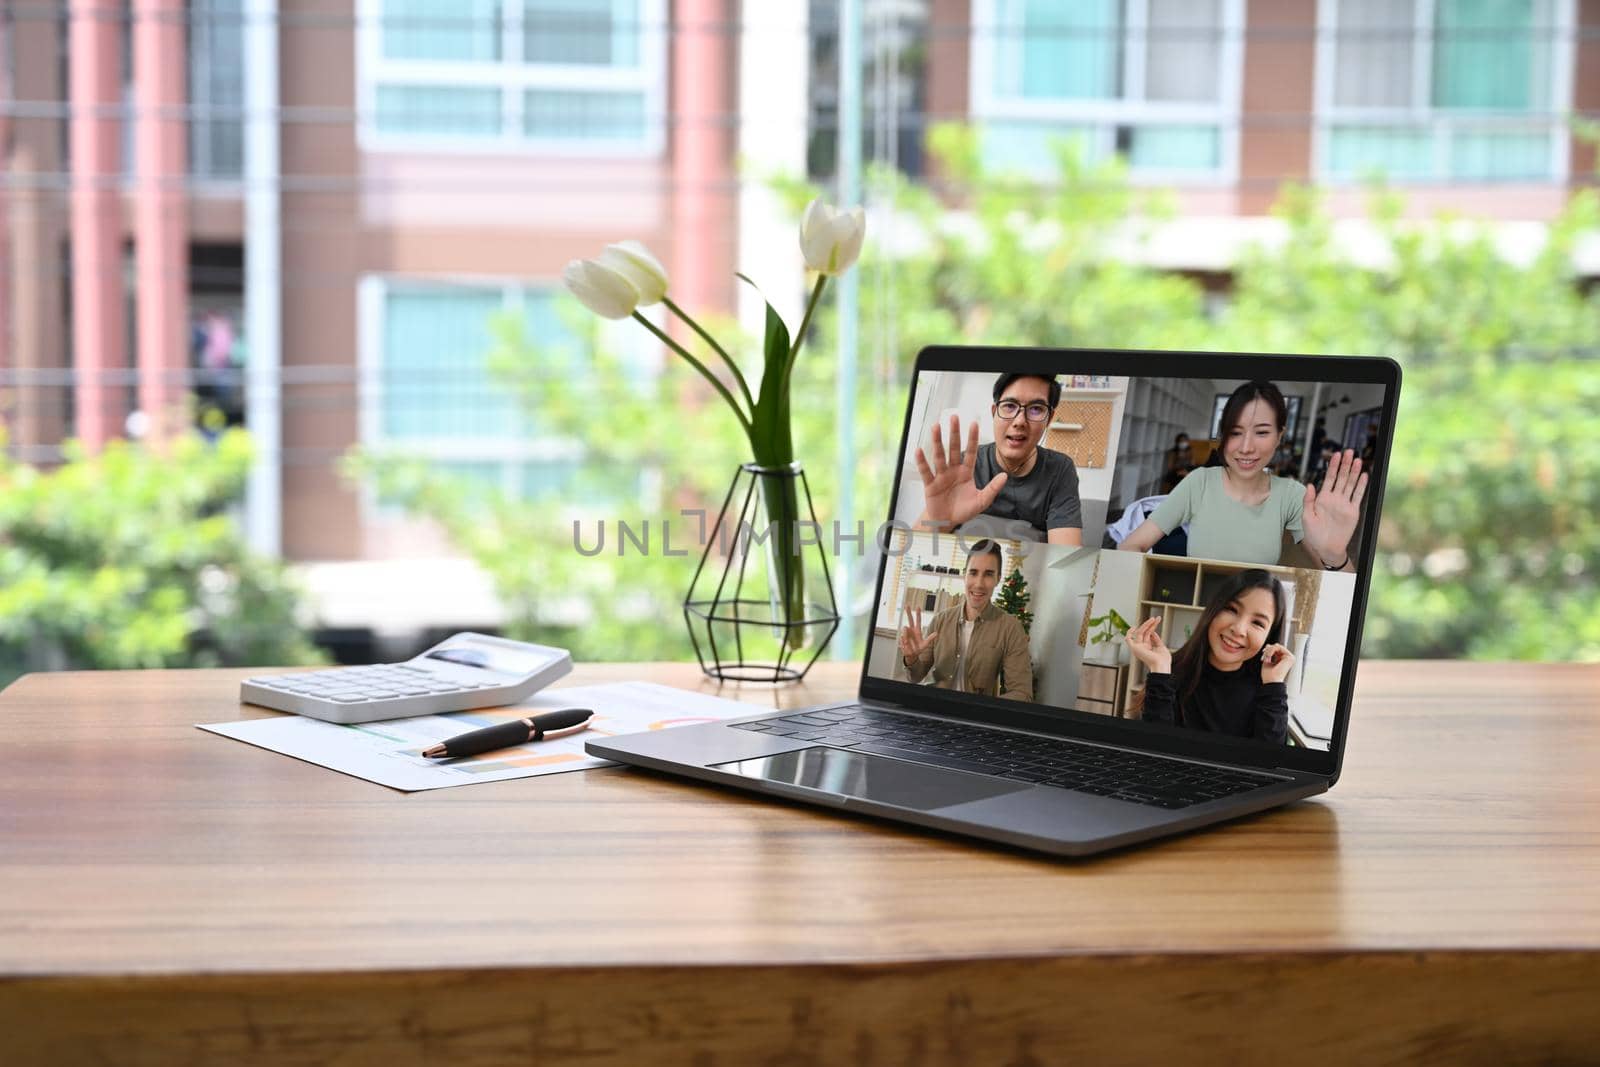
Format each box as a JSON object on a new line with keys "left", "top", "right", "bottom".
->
{"left": 1124, "top": 569, "right": 1295, "bottom": 745}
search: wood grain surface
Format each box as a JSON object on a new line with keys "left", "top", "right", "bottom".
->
{"left": 3, "top": 661, "right": 1599, "bottom": 1065}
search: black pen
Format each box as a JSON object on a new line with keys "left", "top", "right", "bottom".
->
{"left": 421, "top": 708, "right": 594, "bottom": 759}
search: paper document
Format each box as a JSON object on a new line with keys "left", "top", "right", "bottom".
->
{"left": 199, "top": 681, "right": 763, "bottom": 792}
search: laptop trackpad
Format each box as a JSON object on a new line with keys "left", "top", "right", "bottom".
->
{"left": 713, "top": 747, "right": 1028, "bottom": 811}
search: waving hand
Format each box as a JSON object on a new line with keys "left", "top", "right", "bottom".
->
{"left": 898, "top": 604, "right": 938, "bottom": 663}
{"left": 1303, "top": 449, "right": 1368, "bottom": 569}
{"left": 914, "top": 415, "right": 1007, "bottom": 532}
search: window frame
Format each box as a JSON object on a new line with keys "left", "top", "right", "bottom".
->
{"left": 357, "top": 274, "right": 586, "bottom": 511}
{"left": 355, "top": 0, "right": 669, "bottom": 157}
{"left": 967, "top": 0, "right": 1247, "bottom": 184}
{"left": 1311, "top": 0, "right": 1577, "bottom": 183}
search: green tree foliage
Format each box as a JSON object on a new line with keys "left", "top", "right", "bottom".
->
{"left": 1217, "top": 187, "right": 1600, "bottom": 658}
{"left": 0, "top": 430, "right": 324, "bottom": 683}
{"left": 356, "top": 125, "right": 1600, "bottom": 663}
{"left": 347, "top": 297, "right": 885, "bottom": 663}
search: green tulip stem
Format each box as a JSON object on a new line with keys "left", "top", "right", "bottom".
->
{"left": 631, "top": 312, "right": 754, "bottom": 439}
{"left": 785, "top": 274, "right": 830, "bottom": 386}
{"left": 661, "top": 296, "right": 755, "bottom": 416}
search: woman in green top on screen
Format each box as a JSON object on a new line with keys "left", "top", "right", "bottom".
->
{"left": 1118, "top": 380, "right": 1366, "bottom": 572}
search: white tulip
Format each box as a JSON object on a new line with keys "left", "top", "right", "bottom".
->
{"left": 799, "top": 197, "right": 866, "bottom": 275}
{"left": 562, "top": 257, "right": 640, "bottom": 320}
{"left": 598, "top": 240, "right": 669, "bottom": 306}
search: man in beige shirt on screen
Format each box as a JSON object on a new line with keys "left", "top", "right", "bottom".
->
{"left": 898, "top": 539, "right": 1034, "bottom": 702}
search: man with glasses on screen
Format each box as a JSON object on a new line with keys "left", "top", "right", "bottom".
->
{"left": 913, "top": 373, "right": 1083, "bottom": 545}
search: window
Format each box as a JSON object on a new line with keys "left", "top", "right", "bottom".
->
{"left": 190, "top": 0, "right": 246, "bottom": 180}
{"left": 806, "top": 0, "right": 930, "bottom": 180}
{"left": 359, "top": 278, "right": 642, "bottom": 504}
{"left": 969, "top": 0, "right": 1244, "bottom": 180}
{"left": 357, "top": 0, "right": 667, "bottom": 153}
{"left": 1316, "top": 0, "right": 1573, "bottom": 181}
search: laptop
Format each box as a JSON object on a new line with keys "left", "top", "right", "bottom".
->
{"left": 587, "top": 346, "right": 1400, "bottom": 856}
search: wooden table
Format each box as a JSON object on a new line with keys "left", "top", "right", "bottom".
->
{"left": 2, "top": 662, "right": 1598, "bottom": 1065}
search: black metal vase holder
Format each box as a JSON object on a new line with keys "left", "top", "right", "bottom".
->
{"left": 682, "top": 462, "right": 841, "bottom": 683}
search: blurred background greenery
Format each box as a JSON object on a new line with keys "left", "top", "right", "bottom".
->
{"left": 4, "top": 126, "right": 1596, "bottom": 685}
{"left": 6, "top": 3, "right": 1598, "bottom": 684}
{"left": 0, "top": 430, "right": 323, "bottom": 680}
{"left": 353, "top": 126, "right": 1600, "bottom": 666}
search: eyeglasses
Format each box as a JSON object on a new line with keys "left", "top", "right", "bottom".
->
{"left": 995, "top": 399, "right": 1052, "bottom": 423}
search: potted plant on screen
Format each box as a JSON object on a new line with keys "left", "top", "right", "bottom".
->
{"left": 563, "top": 199, "right": 865, "bottom": 682}
{"left": 1086, "top": 606, "right": 1132, "bottom": 665}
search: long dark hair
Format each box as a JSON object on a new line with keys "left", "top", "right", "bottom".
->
{"left": 1167, "top": 569, "right": 1285, "bottom": 725}
{"left": 1207, "top": 380, "right": 1287, "bottom": 467}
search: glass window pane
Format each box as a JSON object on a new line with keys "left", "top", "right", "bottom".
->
{"left": 1326, "top": 125, "right": 1435, "bottom": 179}
{"left": 1128, "top": 125, "right": 1220, "bottom": 170}
{"left": 372, "top": 461, "right": 505, "bottom": 511}
{"left": 1145, "top": 0, "right": 1220, "bottom": 103}
{"left": 1450, "top": 127, "right": 1550, "bottom": 177}
{"left": 980, "top": 122, "right": 1103, "bottom": 174}
{"left": 381, "top": 0, "right": 501, "bottom": 62}
{"left": 995, "top": 0, "right": 1120, "bottom": 101}
{"left": 519, "top": 291, "right": 587, "bottom": 373}
{"left": 375, "top": 85, "right": 504, "bottom": 136}
{"left": 382, "top": 286, "right": 517, "bottom": 440}
{"left": 525, "top": 0, "right": 640, "bottom": 66}
{"left": 189, "top": 0, "right": 246, "bottom": 179}
{"left": 1334, "top": 0, "right": 1414, "bottom": 108}
{"left": 524, "top": 89, "right": 647, "bottom": 140}
{"left": 1433, "top": 0, "right": 1538, "bottom": 110}
{"left": 501, "top": 289, "right": 592, "bottom": 417}
{"left": 433, "top": 461, "right": 507, "bottom": 496}
{"left": 520, "top": 462, "right": 584, "bottom": 499}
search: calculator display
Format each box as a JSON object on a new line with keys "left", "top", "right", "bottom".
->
{"left": 423, "top": 638, "right": 556, "bottom": 677}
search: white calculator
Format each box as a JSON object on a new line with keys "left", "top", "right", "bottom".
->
{"left": 240, "top": 632, "right": 573, "bottom": 725}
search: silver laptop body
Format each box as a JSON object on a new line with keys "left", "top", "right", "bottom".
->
{"left": 588, "top": 347, "right": 1399, "bottom": 857}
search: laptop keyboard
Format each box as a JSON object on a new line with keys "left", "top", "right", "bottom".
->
{"left": 731, "top": 706, "right": 1282, "bottom": 810}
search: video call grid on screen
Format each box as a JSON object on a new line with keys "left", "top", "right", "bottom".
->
{"left": 866, "top": 358, "right": 1396, "bottom": 761}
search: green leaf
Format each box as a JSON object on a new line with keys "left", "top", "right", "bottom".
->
{"left": 737, "top": 274, "right": 794, "bottom": 468}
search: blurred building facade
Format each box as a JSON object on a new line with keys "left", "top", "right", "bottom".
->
{"left": 1, "top": 0, "right": 1597, "bottom": 583}
{"left": 927, "top": 0, "right": 1598, "bottom": 220}
{"left": 1, "top": 0, "right": 743, "bottom": 567}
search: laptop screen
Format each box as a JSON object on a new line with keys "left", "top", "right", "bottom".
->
{"left": 862, "top": 350, "right": 1398, "bottom": 773}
